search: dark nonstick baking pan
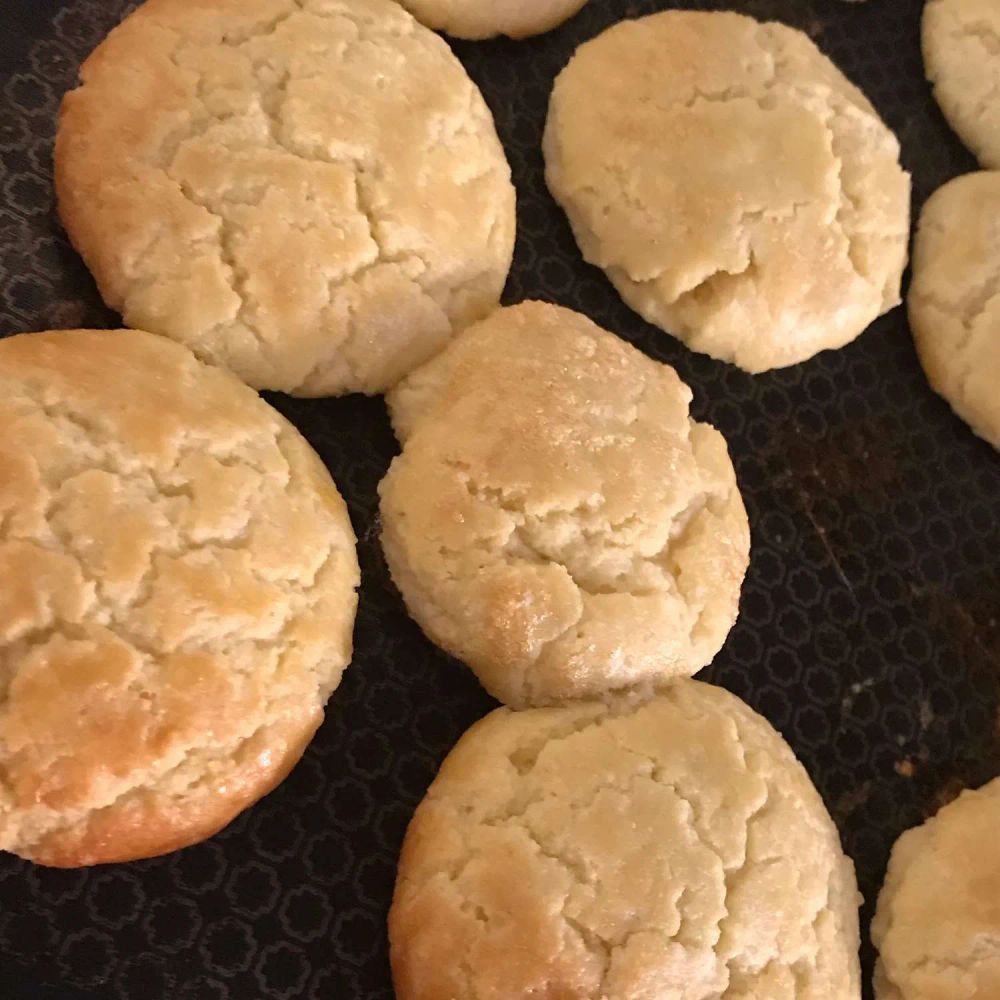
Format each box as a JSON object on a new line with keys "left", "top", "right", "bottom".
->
{"left": 0, "top": 0, "right": 997, "bottom": 997}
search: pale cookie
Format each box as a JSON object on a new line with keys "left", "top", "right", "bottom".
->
{"left": 398, "top": 0, "right": 587, "bottom": 39}
{"left": 908, "top": 172, "right": 1000, "bottom": 450}
{"left": 0, "top": 330, "right": 359, "bottom": 866}
{"left": 544, "top": 10, "right": 910, "bottom": 373}
{"left": 872, "top": 777, "right": 1000, "bottom": 1000}
{"left": 390, "top": 681, "right": 862, "bottom": 1000}
{"left": 924, "top": 0, "right": 1000, "bottom": 168}
{"left": 380, "top": 302, "right": 750, "bottom": 708}
{"left": 55, "top": 0, "right": 515, "bottom": 397}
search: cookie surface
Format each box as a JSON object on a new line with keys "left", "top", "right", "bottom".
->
{"left": 397, "top": 0, "right": 586, "bottom": 39}
{"left": 872, "top": 777, "right": 1000, "bottom": 1000}
{"left": 0, "top": 330, "right": 359, "bottom": 866}
{"left": 923, "top": 0, "right": 1000, "bottom": 168}
{"left": 381, "top": 302, "right": 749, "bottom": 708}
{"left": 908, "top": 172, "right": 1000, "bottom": 450}
{"left": 543, "top": 10, "right": 910, "bottom": 373}
{"left": 390, "top": 681, "right": 861, "bottom": 1000}
{"left": 55, "top": 0, "right": 515, "bottom": 396}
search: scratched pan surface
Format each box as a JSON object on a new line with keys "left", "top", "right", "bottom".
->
{"left": 0, "top": 0, "right": 998, "bottom": 997}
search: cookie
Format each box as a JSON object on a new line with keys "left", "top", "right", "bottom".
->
{"left": 543, "top": 10, "right": 910, "bottom": 373}
{"left": 390, "top": 681, "right": 862, "bottom": 1000}
{"left": 55, "top": 0, "right": 515, "bottom": 397}
{"left": 0, "top": 329, "right": 359, "bottom": 866}
{"left": 380, "top": 302, "right": 750, "bottom": 708}
{"left": 924, "top": 0, "right": 1000, "bottom": 168}
{"left": 398, "top": 0, "right": 586, "bottom": 39}
{"left": 872, "top": 777, "right": 1000, "bottom": 1000}
{"left": 908, "top": 172, "right": 1000, "bottom": 450}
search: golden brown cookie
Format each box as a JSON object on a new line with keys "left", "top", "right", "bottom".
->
{"left": 0, "top": 329, "right": 359, "bottom": 866}
{"left": 544, "top": 10, "right": 910, "bottom": 372}
{"left": 872, "top": 777, "right": 1000, "bottom": 1000}
{"left": 391, "top": 681, "right": 862, "bottom": 1000}
{"left": 908, "top": 172, "right": 1000, "bottom": 451}
{"left": 381, "top": 302, "right": 749, "bottom": 707}
{"left": 56, "top": 0, "right": 515, "bottom": 396}
{"left": 398, "top": 0, "right": 587, "bottom": 39}
{"left": 923, "top": 0, "right": 1000, "bottom": 169}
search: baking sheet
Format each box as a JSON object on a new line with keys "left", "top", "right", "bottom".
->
{"left": 1, "top": 0, "right": 998, "bottom": 996}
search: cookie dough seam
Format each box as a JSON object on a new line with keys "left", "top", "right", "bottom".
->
{"left": 484, "top": 758, "right": 658, "bottom": 835}
{"left": 222, "top": 1, "right": 305, "bottom": 47}
{"left": 719, "top": 774, "right": 839, "bottom": 992}
{"left": 453, "top": 466, "right": 714, "bottom": 602}
{"left": 944, "top": 18, "right": 1000, "bottom": 59}
{"left": 484, "top": 771, "right": 735, "bottom": 997}
{"left": 885, "top": 946, "right": 1000, "bottom": 988}
{"left": 158, "top": 99, "right": 454, "bottom": 392}
{"left": 824, "top": 120, "right": 877, "bottom": 292}
{"left": 27, "top": 403, "right": 325, "bottom": 595}
{"left": 968, "top": 76, "right": 1000, "bottom": 129}
{"left": 8, "top": 470, "right": 340, "bottom": 670}
{"left": 44, "top": 399, "right": 293, "bottom": 501}
{"left": 130, "top": 521, "right": 341, "bottom": 630}
{"left": 500, "top": 709, "right": 613, "bottom": 779}
{"left": 612, "top": 200, "right": 808, "bottom": 304}
{"left": 304, "top": 0, "right": 419, "bottom": 44}
{"left": 167, "top": 173, "right": 271, "bottom": 352}
{"left": 715, "top": 788, "right": 778, "bottom": 990}
{"left": 480, "top": 804, "right": 613, "bottom": 985}
{"left": 911, "top": 269, "right": 1000, "bottom": 332}
{"left": 148, "top": 0, "right": 304, "bottom": 52}
{"left": 492, "top": 725, "right": 723, "bottom": 854}
{"left": 504, "top": 522, "right": 661, "bottom": 599}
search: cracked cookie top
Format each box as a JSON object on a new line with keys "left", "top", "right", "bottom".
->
{"left": 0, "top": 330, "right": 359, "bottom": 866}
{"left": 872, "top": 777, "right": 1000, "bottom": 1000}
{"left": 908, "top": 171, "right": 1000, "bottom": 452}
{"left": 543, "top": 10, "right": 910, "bottom": 373}
{"left": 55, "top": 0, "right": 515, "bottom": 397}
{"left": 397, "top": 0, "right": 587, "bottom": 40}
{"left": 380, "top": 302, "right": 750, "bottom": 708}
{"left": 923, "top": 0, "right": 1000, "bottom": 169}
{"left": 390, "top": 681, "right": 861, "bottom": 1000}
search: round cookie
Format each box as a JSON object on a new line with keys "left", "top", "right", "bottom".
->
{"left": 390, "top": 681, "right": 862, "bottom": 1000}
{"left": 543, "top": 10, "right": 910, "bottom": 373}
{"left": 908, "top": 172, "right": 1000, "bottom": 451}
{"left": 380, "top": 302, "right": 750, "bottom": 708}
{"left": 55, "top": 0, "right": 515, "bottom": 397}
{"left": 0, "top": 329, "right": 359, "bottom": 866}
{"left": 397, "top": 0, "right": 587, "bottom": 39}
{"left": 924, "top": 0, "right": 1000, "bottom": 168}
{"left": 872, "top": 778, "right": 1000, "bottom": 1000}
